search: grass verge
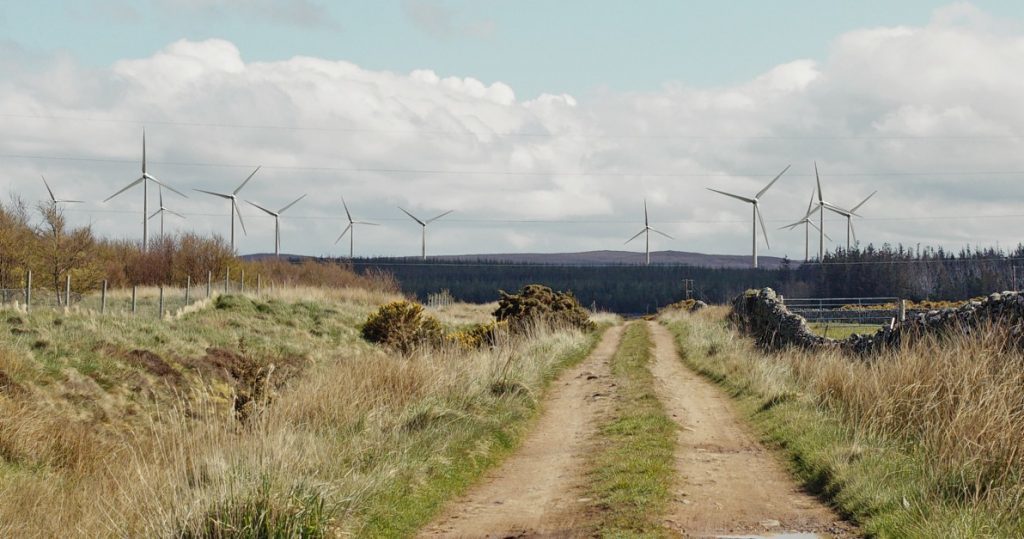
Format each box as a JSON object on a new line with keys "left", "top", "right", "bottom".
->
{"left": 586, "top": 321, "right": 675, "bottom": 538}
{"left": 662, "top": 307, "right": 1024, "bottom": 538}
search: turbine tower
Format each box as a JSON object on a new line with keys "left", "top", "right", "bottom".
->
{"left": 335, "top": 197, "right": 379, "bottom": 259}
{"left": 706, "top": 165, "right": 790, "bottom": 268}
{"left": 781, "top": 188, "right": 831, "bottom": 262}
{"left": 246, "top": 194, "right": 307, "bottom": 257}
{"left": 104, "top": 130, "right": 187, "bottom": 251}
{"left": 41, "top": 175, "right": 83, "bottom": 208}
{"left": 399, "top": 207, "right": 453, "bottom": 260}
{"left": 194, "top": 166, "right": 260, "bottom": 252}
{"left": 148, "top": 185, "right": 186, "bottom": 237}
{"left": 625, "top": 199, "right": 672, "bottom": 266}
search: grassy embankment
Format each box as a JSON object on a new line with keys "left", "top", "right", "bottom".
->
{"left": 661, "top": 306, "right": 1024, "bottom": 538}
{"left": 0, "top": 286, "right": 611, "bottom": 537}
{"left": 586, "top": 321, "right": 676, "bottom": 537}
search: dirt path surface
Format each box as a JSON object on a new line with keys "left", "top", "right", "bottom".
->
{"left": 647, "top": 321, "right": 856, "bottom": 539}
{"left": 418, "top": 325, "right": 624, "bottom": 539}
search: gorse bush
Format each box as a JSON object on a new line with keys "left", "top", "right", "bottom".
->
{"left": 361, "top": 301, "right": 446, "bottom": 354}
{"left": 448, "top": 320, "right": 508, "bottom": 349}
{"left": 494, "top": 284, "right": 594, "bottom": 332}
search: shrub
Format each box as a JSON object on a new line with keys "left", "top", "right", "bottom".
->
{"left": 493, "top": 284, "right": 594, "bottom": 333}
{"left": 361, "top": 301, "right": 445, "bottom": 354}
{"left": 448, "top": 320, "right": 508, "bottom": 349}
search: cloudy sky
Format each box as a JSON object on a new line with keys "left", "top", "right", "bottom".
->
{"left": 2, "top": 1, "right": 1024, "bottom": 259}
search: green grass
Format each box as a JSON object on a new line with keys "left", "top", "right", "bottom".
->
{"left": 586, "top": 322, "right": 676, "bottom": 538}
{"left": 662, "top": 312, "right": 1021, "bottom": 538}
{"left": 807, "top": 322, "right": 884, "bottom": 339}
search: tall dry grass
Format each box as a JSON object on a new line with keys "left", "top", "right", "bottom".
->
{"left": 0, "top": 292, "right": 591, "bottom": 537}
{"left": 663, "top": 306, "right": 1024, "bottom": 534}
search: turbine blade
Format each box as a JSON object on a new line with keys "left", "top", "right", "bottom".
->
{"left": 342, "top": 197, "right": 353, "bottom": 222}
{"left": 146, "top": 176, "right": 188, "bottom": 197}
{"left": 194, "top": 188, "right": 233, "bottom": 200}
{"left": 158, "top": 184, "right": 164, "bottom": 207}
{"left": 651, "top": 228, "right": 673, "bottom": 240}
{"left": 234, "top": 166, "right": 261, "bottom": 195}
{"left": 706, "top": 188, "right": 756, "bottom": 204}
{"left": 644, "top": 199, "right": 649, "bottom": 227}
{"left": 354, "top": 221, "right": 380, "bottom": 226}
{"left": 850, "top": 190, "right": 877, "bottom": 214}
{"left": 822, "top": 201, "right": 850, "bottom": 216}
{"left": 142, "top": 128, "right": 146, "bottom": 174}
{"left": 756, "top": 206, "right": 770, "bottom": 249}
{"left": 335, "top": 224, "right": 352, "bottom": 244}
{"left": 278, "top": 194, "right": 306, "bottom": 214}
{"left": 806, "top": 187, "right": 816, "bottom": 215}
{"left": 41, "top": 175, "right": 56, "bottom": 202}
{"left": 58, "top": 200, "right": 84, "bottom": 204}
{"left": 246, "top": 200, "right": 278, "bottom": 216}
{"left": 624, "top": 229, "right": 646, "bottom": 244}
{"left": 850, "top": 220, "right": 858, "bottom": 244}
{"left": 234, "top": 201, "right": 247, "bottom": 235}
{"left": 148, "top": 208, "right": 162, "bottom": 220}
{"left": 780, "top": 219, "right": 806, "bottom": 230}
{"left": 425, "top": 209, "right": 454, "bottom": 224}
{"left": 167, "top": 210, "right": 186, "bottom": 219}
{"left": 755, "top": 164, "right": 790, "bottom": 199}
{"left": 399, "top": 207, "right": 426, "bottom": 226}
{"left": 103, "top": 176, "right": 145, "bottom": 202}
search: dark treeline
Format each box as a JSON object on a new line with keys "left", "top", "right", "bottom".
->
{"left": 350, "top": 244, "right": 1024, "bottom": 313}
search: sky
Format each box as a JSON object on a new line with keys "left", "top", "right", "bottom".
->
{"left": 2, "top": 1, "right": 1024, "bottom": 260}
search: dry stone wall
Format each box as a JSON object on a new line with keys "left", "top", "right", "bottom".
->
{"left": 729, "top": 288, "right": 1024, "bottom": 354}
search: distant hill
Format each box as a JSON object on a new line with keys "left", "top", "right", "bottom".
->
{"left": 243, "top": 249, "right": 787, "bottom": 269}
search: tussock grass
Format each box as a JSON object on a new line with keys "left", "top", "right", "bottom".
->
{"left": 587, "top": 322, "right": 675, "bottom": 538}
{"left": 0, "top": 288, "right": 600, "bottom": 537}
{"left": 661, "top": 306, "right": 1024, "bottom": 537}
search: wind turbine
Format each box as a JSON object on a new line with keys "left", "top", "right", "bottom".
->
{"left": 246, "top": 194, "right": 307, "bottom": 257}
{"left": 625, "top": 199, "right": 672, "bottom": 266}
{"left": 41, "top": 175, "right": 83, "bottom": 208}
{"left": 810, "top": 162, "right": 877, "bottom": 254}
{"left": 706, "top": 165, "right": 790, "bottom": 268}
{"left": 148, "top": 185, "right": 186, "bottom": 237}
{"left": 781, "top": 188, "right": 831, "bottom": 262}
{"left": 194, "top": 167, "right": 260, "bottom": 252}
{"left": 103, "top": 130, "right": 187, "bottom": 251}
{"left": 399, "top": 207, "right": 453, "bottom": 260}
{"left": 335, "top": 197, "right": 379, "bottom": 259}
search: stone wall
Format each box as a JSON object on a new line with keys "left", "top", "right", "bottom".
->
{"left": 729, "top": 288, "right": 1024, "bottom": 354}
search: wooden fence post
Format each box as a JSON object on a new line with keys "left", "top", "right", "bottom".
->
{"left": 132, "top": 286, "right": 137, "bottom": 315}
{"left": 65, "top": 274, "right": 71, "bottom": 307}
{"left": 25, "top": 270, "right": 31, "bottom": 313}
{"left": 101, "top": 280, "right": 107, "bottom": 314}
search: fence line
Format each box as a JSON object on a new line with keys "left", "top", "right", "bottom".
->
{"left": 0, "top": 269, "right": 283, "bottom": 319}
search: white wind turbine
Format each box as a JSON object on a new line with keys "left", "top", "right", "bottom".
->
{"left": 103, "top": 130, "right": 187, "bottom": 251}
{"left": 809, "top": 162, "right": 877, "bottom": 255}
{"left": 246, "top": 194, "right": 307, "bottom": 257}
{"left": 706, "top": 165, "right": 790, "bottom": 268}
{"left": 335, "top": 197, "right": 379, "bottom": 259}
{"left": 399, "top": 207, "right": 453, "bottom": 260}
{"left": 194, "top": 166, "right": 261, "bottom": 252}
{"left": 148, "top": 185, "right": 186, "bottom": 237}
{"left": 781, "top": 188, "right": 831, "bottom": 262}
{"left": 625, "top": 200, "right": 672, "bottom": 266}
{"left": 41, "top": 175, "right": 83, "bottom": 208}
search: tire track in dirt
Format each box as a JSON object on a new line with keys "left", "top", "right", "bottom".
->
{"left": 646, "top": 321, "right": 856, "bottom": 538}
{"left": 418, "top": 325, "right": 624, "bottom": 539}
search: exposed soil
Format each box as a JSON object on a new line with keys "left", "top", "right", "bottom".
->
{"left": 646, "top": 321, "right": 856, "bottom": 538}
{"left": 418, "top": 325, "right": 624, "bottom": 539}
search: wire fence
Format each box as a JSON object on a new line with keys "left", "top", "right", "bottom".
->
{"left": 784, "top": 296, "right": 903, "bottom": 326}
{"left": 0, "top": 270, "right": 277, "bottom": 319}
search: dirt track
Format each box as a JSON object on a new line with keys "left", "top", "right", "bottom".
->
{"left": 646, "top": 321, "right": 854, "bottom": 538}
{"left": 418, "top": 325, "right": 624, "bottom": 538}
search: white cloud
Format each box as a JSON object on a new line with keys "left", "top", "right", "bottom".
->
{"left": 2, "top": 4, "right": 1024, "bottom": 260}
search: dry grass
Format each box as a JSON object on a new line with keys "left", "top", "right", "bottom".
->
{"left": 661, "top": 306, "right": 1024, "bottom": 536}
{"left": 0, "top": 288, "right": 596, "bottom": 537}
